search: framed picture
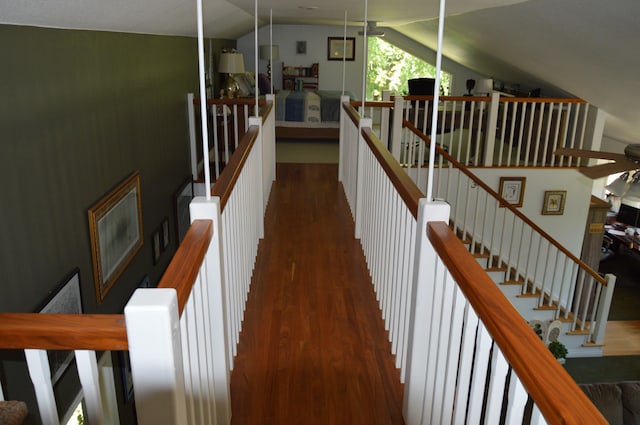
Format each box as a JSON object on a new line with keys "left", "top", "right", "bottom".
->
{"left": 327, "top": 37, "right": 355, "bottom": 61}
{"left": 152, "top": 230, "right": 161, "bottom": 265}
{"left": 173, "top": 176, "right": 194, "bottom": 245}
{"left": 542, "top": 190, "right": 567, "bottom": 215}
{"left": 37, "top": 268, "right": 83, "bottom": 384}
{"left": 498, "top": 177, "right": 526, "bottom": 207}
{"left": 88, "top": 171, "right": 143, "bottom": 303}
{"left": 120, "top": 351, "right": 134, "bottom": 402}
{"left": 161, "top": 217, "right": 170, "bottom": 251}
{"left": 296, "top": 41, "right": 307, "bottom": 54}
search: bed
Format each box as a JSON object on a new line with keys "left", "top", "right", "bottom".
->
{"left": 275, "top": 90, "right": 355, "bottom": 139}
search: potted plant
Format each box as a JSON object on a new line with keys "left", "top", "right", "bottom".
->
{"left": 548, "top": 341, "right": 568, "bottom": 364}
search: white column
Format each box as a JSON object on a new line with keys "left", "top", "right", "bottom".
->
{"left": 124, "top": 289, "right": 188, "bottom": 424}
{"left": 402, "top": 199, "right": 450, "bottom": 419}
{"left": 75, "top": 350, "right": 106, "bottom": 425}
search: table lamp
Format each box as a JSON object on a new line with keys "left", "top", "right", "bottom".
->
{"left": 219, "top": 51, "right": 245, "bottom": 98}
{"left": 259, "top": 44, "right": 279, "bottom": 82}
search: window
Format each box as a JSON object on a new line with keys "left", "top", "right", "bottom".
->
{"left": 366, "top": 37, "right": 451, "bottom": 100}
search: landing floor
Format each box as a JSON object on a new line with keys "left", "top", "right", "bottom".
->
{"left": 230, "top": 163, "right": 404, "bottom": 425}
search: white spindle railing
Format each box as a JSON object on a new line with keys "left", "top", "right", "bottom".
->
{"left": 340, "top": 100, "right": 607, "bottom": 424}
{"left": 403, "top": 121, "right": 616, "bottom": 349}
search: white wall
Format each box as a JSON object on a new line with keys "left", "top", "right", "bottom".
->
{"left": 470, "top": 168, "right": 593, "bottom": 256}
{"left": 237, "top": 25, "right": 365, "bottom": 96}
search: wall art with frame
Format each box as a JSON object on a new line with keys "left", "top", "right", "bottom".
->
{"left": 498, "top": 177, "right": 526, "bottom": 208}
{"left": 37, "top": 268, "right": 83, "bottom": 384}
{"left": 88, "top": 171, "right": 143, "bottom": 303}
{"left": 542, "top": 190, "right": 567, "bottom": 215}
{"left": 327, "top": 37, "right": 355, "bottom": 61}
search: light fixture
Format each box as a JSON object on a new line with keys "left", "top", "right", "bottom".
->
{"left": 605, "top": 171, "right": 631, "bottom": 196}
{"left": 622, "top": 171, "right": 640, "bottom": 200}
{"left": 259, "top": 44, "right": 279, "bottom": 82}
{"left": 218, "top": 51, "right": 245, "bottom": 98}
{"left": 358, "top": 21, "right": 385, "bottom": 37}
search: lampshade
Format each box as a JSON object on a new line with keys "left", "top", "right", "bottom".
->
{"left": 219, "top": 52, "right": 245, "bottom": 74}
{"left": 605, "top": 172, "right": 631, "bottom": 196}
{"left": 474, "top": 78, "right": 493, "bottom": 96}
{"left": 259, "top": 45, "right": 279, "bottom": 61}
{"left": 622, "top": 172, "right": 640, "bottom": 199}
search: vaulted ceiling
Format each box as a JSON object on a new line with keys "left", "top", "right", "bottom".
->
{"left": 3, "top": 0, "right": 638, "bottom": 148}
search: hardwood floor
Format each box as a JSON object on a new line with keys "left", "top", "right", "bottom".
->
{"left": 230, "top": 163, "right": 405, "bottom": 425}
{"left": 603, "top": 320, "right": 640, "bottom": 356}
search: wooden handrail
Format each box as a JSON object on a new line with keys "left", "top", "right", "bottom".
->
{"left": 0, "top": 314, "right": 127, "bottom": 350}
{"left": 404, "top": 119, "right": 606, "bottom": 286}
{"left": 348, "top": 100, "right": 394, "bottom": 108}
{"left": 211, "top": 126, "right": 260, "bottom": 211}
{"left": 427, "top": 221, "right": 607, "bottom": 425}
{"left": 157, "top": 219, "right": 213, "bottom": 316}
{"left": 0, "top": 219, "right": 215, "bottom": 351}
{"left": 361, "top": 127, "right": 423, "bottom": 219}
{"left": 341, "top": 101, "right": 424, "bottom": 219}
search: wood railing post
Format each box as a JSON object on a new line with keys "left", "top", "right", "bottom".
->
{"left": 124, "top": 289, "right": 188, "bottom": 425}
{"left": 403, "top": 199, "right": 450, "bottom": 421}
{"left": 592, "top": 273, "right": 616, "bottom": 345}
{"left": 187, "top": 93, "right": 199, "bottom": 181}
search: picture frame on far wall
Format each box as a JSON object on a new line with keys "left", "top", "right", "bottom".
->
{"left": 296, "top": 41, "right": 307, "bottom": 55}
{"left": 542, "top": 190, "right": 567, "bottom": 215}
{"left": 88, "top": 171, "right": 143, "bottom": 303}
{"left": 37, "top": 268, "right": 83, "bottom": 384}
{"left": 498, "top": 177, "right": 526, "bottom": 208}
{"left": 327, "top": 37, "right": 355, "bottom": 61}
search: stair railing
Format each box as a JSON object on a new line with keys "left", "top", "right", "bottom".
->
{"left": 404, "top": 119, "right": 615, "bottom": 347}
{"left": 187, "top": 94, "right": 269, "bottom": 182}
{"left": 340, "top": 100, "right": 607, "bottom": 424}
{"left": 0, "top": 99, "right": 275, "bottom": 425}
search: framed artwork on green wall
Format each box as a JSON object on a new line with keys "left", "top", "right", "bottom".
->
{"left": 88, "top": 171, "right": 143, "bottom": 303}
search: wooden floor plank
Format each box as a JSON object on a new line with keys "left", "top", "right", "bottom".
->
{"left": 231, "top": 163, "right": 405, "bottom": 425}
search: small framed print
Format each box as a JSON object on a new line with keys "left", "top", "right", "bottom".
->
{"left": 152, "top": 230, "right": 161, "bottom": 265}
{"left": 327, "top": 37, "right": 355, "bottom": 61}
{"left": 499, "top": 177, "right": 526, "bottom": 207}
{"left": 542, "top": 190, "right": 566, "bottom": 215}
{"left": 296, "top": 41, "right": 307, "bottom": 55}
{"left": 161, "top": 217, "right": 170, "bottom": 251}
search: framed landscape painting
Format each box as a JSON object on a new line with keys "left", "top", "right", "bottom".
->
{"left": 88, "top": 171, "right": 143, "bottom": 303}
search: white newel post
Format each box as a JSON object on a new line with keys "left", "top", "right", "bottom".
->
{"left": 190, "top": 197, "right": 231, "bottom": 425}
{"left": 592, "top": 273, "right": 617, "bottom": 345}
{"left": 380, "top": 91, "right": 392, "bottom": 148}
{"left": 249, "top": 116, "right": 266, "bottom": 231}
{"left": 402, "top": 199, "right": 450, "bottom": 422}
{"left": 338, "top": 95, "right": 350, "bottom": 183}
{"left": 25, "top": 349, "right": 59, "bottom": 425}
{"left": 483, "top": 92, "right": 501, "bottom": 166}
{"left": 390, "top": 96, "right": 404, "bottom": 162}
{"left": 354, "top": 117, "right": 372, "bottom": 239}
{"left": 125, "top": 289, "right": 188, "bottom": 424}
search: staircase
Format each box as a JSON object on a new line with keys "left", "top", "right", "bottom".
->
{"left": 393, "top": 115, "right": 615, "bottom": 358}
{"left": 455, "top": 225, "right": 610, "bottom": 357}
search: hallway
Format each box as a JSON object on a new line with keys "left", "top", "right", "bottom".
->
{"left": 230, "top": 163, "right": 405, "bottom": 424}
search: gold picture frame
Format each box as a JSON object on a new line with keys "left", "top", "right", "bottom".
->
{"left": 327, "top": 37, "right": 355, "bottom": 61}
{"left": 498, "top": 177, "right": 526, "bottom": 207}
{"left": 542, "top": 190, "right": 567, "bottom": 215}
{"left": 88, "top": 171, "right": 143, "bottom": 303}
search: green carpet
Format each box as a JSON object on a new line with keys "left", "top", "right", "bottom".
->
{"left": 276, "top": 139, "right": 339, "bottom": 164}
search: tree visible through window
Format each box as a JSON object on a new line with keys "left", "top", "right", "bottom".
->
{"left": 367, "top": 37, "right": 451, "bottom": 100}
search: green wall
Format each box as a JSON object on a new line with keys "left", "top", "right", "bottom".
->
{"left": 0, "top": 24, "right": 232, "bottom": 423}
